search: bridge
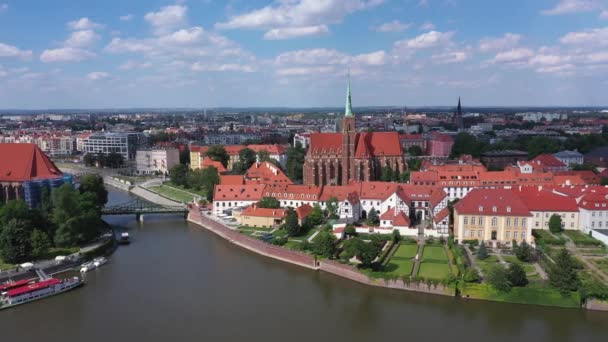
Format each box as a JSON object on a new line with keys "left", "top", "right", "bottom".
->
{"left": 102, "top": 198, "right": 188, "bottom": 221}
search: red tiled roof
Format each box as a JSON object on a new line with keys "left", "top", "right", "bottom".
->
{"left": 512, "top": 187, "right": 579, "bottom": 212}
{"left": 201, "top": 158, "right": 227, "bottom": 173}
{"left": 434, "top": 207, "right": 450, "bottom": 224}
{"left": 296, "top": 204, "right": 313, "bottom": 219}
{"left": 245, "top": 162, "right": 292, "bottom": 185}
{"left": 241, "top": 205, "right": 286, "bottom": 218}
{"left": 428, "top": 132, "right": 454, "bottom": 142}
{"left": 213, "top": 184, "right": 266, "bottom": 201}
{"left": 309, "top": 133, "right": 342, "bottom": 154}
{"left": 555, "top": 170, "right": 600, "bottom": 185}
{"left": 532, "top": 154, "right": 567, "bottom": 168}
{"left": 247, "top": 144, "right": 287, "bottom": 155}
{"left": 220, "top": 175, "right": 245, "bottom": 185}
{"left": 455, "top": 189, "right": 531, "bottom": 216}
{"left": 319, "top": 184, "right": 360, "bottom": 204}
{"left": 358, "top": 182, "right": 399, "bottom": 200}
{"left": 354, "top": 132, "right": 402, "bottom": 158}
{"left": 264, "top": 184, "right": 321, "bottom": 201}
{"left": 0, "top": 143, "right": 63, "bottom": 182}
{"left": 380, "top": 210, "right": 411, "bottom": 227}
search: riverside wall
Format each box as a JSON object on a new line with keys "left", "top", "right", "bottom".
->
{"left": 187, "top": 207, "right": 454, "bottom": 297}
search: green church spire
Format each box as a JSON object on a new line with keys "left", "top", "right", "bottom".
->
{"left": 345, "top": 74, "right": 353, "bottom": 117}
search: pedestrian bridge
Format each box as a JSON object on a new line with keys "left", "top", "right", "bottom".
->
{"left": 102, "top": 198, "right": 188, "bottom": 221}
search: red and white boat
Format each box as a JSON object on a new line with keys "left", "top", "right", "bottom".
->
{"left": 0, "top": 275, "right": 84, "bottom": 310}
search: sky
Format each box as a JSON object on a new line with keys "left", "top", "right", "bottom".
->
{"left": 0, "top": 0, "right": 607, "bottom": 109}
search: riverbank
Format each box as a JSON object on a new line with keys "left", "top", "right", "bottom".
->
{"left": 187, "top": 206, "right": 608, "bottom": 310}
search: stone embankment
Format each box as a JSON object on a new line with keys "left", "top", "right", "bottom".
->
{"left": 188, "top": 207, "right": 453, "bottom": 296}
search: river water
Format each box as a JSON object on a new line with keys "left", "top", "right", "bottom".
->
{"left": 1, "top": 189, "right": 607, "bottom": 341}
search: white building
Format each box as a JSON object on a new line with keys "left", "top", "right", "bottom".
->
{"left": 135, "top": 148, "right": 180, "bottom": 175}
{"left": 553, "top": 150, "right": 584, "bottom": 166}
{"left": 82, "top": 132, "right": 146, "bottom": 160}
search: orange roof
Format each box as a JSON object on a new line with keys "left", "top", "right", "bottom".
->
{"left": 512, "top": 187, "right": 579, "bottom": 212}
{"left": 213, "top": 184, "right": 266, "bottom": 201}
{"left": 245, "top": 162, "right": 292, "bottom": 185}
{"left": 220, "top": 175, "right": 245, "bottom": 185}
{"left": 358, "top": 182, "right": 399, "bottom": 200}
{"left": 454, "top": 189, "right": 531, "bottom": 216}
{"left": 309, "top": 133, "right": 342, "bottom": 154}
{"left": 434, "top": 207, "right": 450, "bottom": 224}
{"left": 319, "top": 184, "right": 360, "bottom": 204}
{"left": 263, "top": 184, "right": 321, "bottom": 201}
{"left": 224, "top": 145, "right": 246, "bottom": 156}
{"left": 246, "top": 144, "right": 287, "bottom": 155}
{"left": 201, "top": 158, "right": 227, "bottom": 173}
{"left": 555, "top": 171, "right": 600, "bottom": 185}
{"left": 531, "top": 154, "right": 567, "bottom": 169}
{"left": 295, "top": 204, "right": 313, "bottom": 219}
{"left": 354, "top": 132, "right": 402, "bottom": 158}
{"left": 241, "top": 205, "right": 286, "bottom": 218}
{"left": 380, "top": 210, "right": 411, "bottom": 227}
{"left": 0, "top": 143, "right": 63, "bottom": 182}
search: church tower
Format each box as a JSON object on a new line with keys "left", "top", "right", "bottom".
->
{"left": 454, "top": 97, "right": 464, "bottom": 131}
{"left": 341, "top": 77, "right": 356, "bottom": 184}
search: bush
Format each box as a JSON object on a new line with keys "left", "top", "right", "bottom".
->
{"left": 462, "top": 239, "right": 479, "bottom": 246}
{"left": 507, "top": 263, "right": 528, "bottom": 287}
{"left": 486, "top": 264, "right": 511, "bottom": 292}
{"left": 477, "top": 241, "right": 489, "bottom": 260}
{"left": 344, "top": 225, "right": 357, "bottom": 237}
{"left": 463, "top": 267, "right": 481, "bottom": 283}
{"left": 515, "top": 241, "right": 535, "bottom": 262}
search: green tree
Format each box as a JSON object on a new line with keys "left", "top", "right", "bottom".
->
{"left": 408, "top": 145, "right": 423, "bottom": 156}
{"left": 325, "top": 197, "right": 339, "bottom": 220}
{"left": 477, "top": 241, "right": 489, "bottom": 260}
{"left": 381, "top": 165, "right": 394, "bottom": 182}
{"left": 602, "top": 177, "right": 608, "bottom": 186}
{"left": 451, "top": 132, "right": 484, "bottom": 158}
{"left": 54, "top": 212, "right": 105, "bottom": 247}
{"left": 169, "top": 164, "right": 188, "bottom": 187}
{"left": 258, "top": 196, "right": 280, "bottom": 209}
{"left": 344, "top": 225, "right": 357, "bottom": 237}
{"left": 30, "top": 229, "right": 52, "bottom": 260}
{"left": 79, "top": 174, "right": 108, "bottom": 208}
{"left": 285, "top": 142, "right": 306, "bottom": 183}
{"left": 507, "top": 263, "right": 528, "bottom": 287}
{"left": 283, "top": 208, "right": 301, "bottom": 237}
{"left": 200, "top": 167, "right": 220, "bottom": 201}
{"left": 463, "top": 267, "right": 481, "bottom": 283}
{"left": 341, "top": 237, "right": 379, "bottom": 267}
{"left": 307, "top": 204, "right": 324, "bottom": 226}
{"left": 0, "top": 219, "right": 32, "bottom": 263}
{"left": 367, "top": 208, "right": 380, "bottom": 226}
{"left": 549, "top": 249, "right": 580, "bottom": 295}
{"left": 51, "top": 184, "right": 81, "bottom": 228}
{"left": 407, "top": 158, "right": 422, "bottom": 171}
{"left": 515, "top": 241, "right": 534, "bottom": 262}
{"left": 205, "top": 145, "right": 229, "bottom": 167}
{"left": 399, "top": 171, "right": 410, "bottom": 183}
{"left": 83, "top": 153, "right": 96, "bottom": 167}
{"left": 486, "top": 264, "right": 511, "bottom": 292}
{"left": 186, "top": 169, "right": 205, "bottom": 191}
{"left": 236, "top": 148, "right": 256, "bottom": 174}
{"left": 0, "top": 200, "right": 31, "bottom": 226}
{"left": 392, "top": 229, "right": 401, "bottom": 242}
{"left": 312, "top": 231, "right": 336, "bottom": 258}
{"left": 256, "top": 150, "right": 272, "bottom": 163}
{"left": 549, "top": 214, "right": 563, "bottom": 234}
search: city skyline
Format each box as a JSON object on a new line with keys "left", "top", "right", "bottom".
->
{"left": 1, "top": 0, "right": 608, "bottom": 108}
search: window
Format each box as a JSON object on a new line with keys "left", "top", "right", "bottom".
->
{"left": 571, "top": 214, "right": 574, "bottom": 218}
{"left": 535, "top": 213, "right": 539, "bottom": 218}
{"left": 521, "top": 232, "right": 526, "bottom": 240}
{"left": 479, "top": 206, "right": 483, "bottom": 212}
{"left": 592, "top": 212, "right": 596, "bottom": 217}
{"left": 464, "top": 217, "right": 468, "bottom": 225}
{"left": 492, "top": 206, "right": 497, "bottom": 212}
{"left": 514, "top": 231, "right": 518, "bottom": 239}
{"left": 478, "top": 230, "right": 483, "bottom": 238}
{"left": 464, "top": 229, "right": 469, "bottom": 238}
{"left": 522, "top": 218, "right": 527, "bottom": 227}
{"left": 507, "top": 206, "right": 511, "bottom": 213}
{"left": 536, "top": 222, "right": 539, "bottom": 227}
{"left": 492, "top": 217, "right": 497, "bottom": 226}
{"left": 514, "top": 218, "right": 519, "bottom": 227}
{"left": 506, "top": 231, "right": 510, "bottom": 239}
{"left": 471, "top": 217, "right": 476, "bottom": 226}
{"left": 506, "top": 218, "right": 511, "bottom": 227}
{"left": 479, "top": 217, "right": 483, "bottom": 225}
{"left": 592, "top": 222, "right": 595, "bottom": 228}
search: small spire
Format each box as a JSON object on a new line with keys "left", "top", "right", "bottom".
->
{"left": 345, "top": 72, "right": 353, "bottom": 117}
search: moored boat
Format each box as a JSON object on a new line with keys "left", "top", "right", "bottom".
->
{"left": 118, "top": 232, "right": 130, "bottom": 245}
{"left": 80, "top": 261, "right": 97, "bottom": 273}
{"left": 0, "top": 276, "right": 84, "bottom": 310}
{"left": 93, "top": 257, "right": 108, "bottom": 268}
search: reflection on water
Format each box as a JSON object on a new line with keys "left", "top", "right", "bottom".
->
{"left": 0, "top": 189, "right": 607, "bottom": 342}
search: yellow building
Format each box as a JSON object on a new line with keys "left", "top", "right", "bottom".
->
{"left": 454, "top": 189, "right": 533, "bottom": 246}
{"left": 234, "top": 206, "right": 286, "bottom": 228}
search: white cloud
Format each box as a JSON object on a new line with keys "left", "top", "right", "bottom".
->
{"left": 87, "top": 71, "right": 109, "bottom": 80}
{"left": 216, "top": 0, "right": 383, "bottom": 39}
{"left": 586, "top": 51, "right": 608, "bottom": 63}
{"left": 490, "top": 48, "right": 534, "bottom": 63}
{"left": 560, "top": 27, "right": 608, "bottom": 45}
{"left": 264, "top": 25, "right": 329, "bottom": 39}
{"left": 40, "top": 48, "right": 95, "bottom": 63}
{"left": 144, "top": 5, "right": 188, "bottom": 35}
{"left": 191, "top": 63, "right": 255, "bottom": 72}
{"left": 68, "top": 17, "right": 104, "bottom": 30}
{"left": 373, "top": 20, "right": 410, "bottom": 33}
{"left": 274, "top": 48, "right": 387, "bottom": 77}
{"left": 419, "top": 22, "right": 435, "bottom": 30}
{"left": 65, "top": 30, "right": 100, "bottom": 48}
{"left": 395, "top": 31, "right": 454, "bottom": 49}
{"left": 529, "top": 54, "right": 569, "bottom": 66}
{"left": 432, "top": 51, "right": 469, "bottom": 64}
{"left": 119, "top": 60, "right": 152, "bottom": 70}
{"left": 601, "top": 10, "right": 608, "bottom": 18}
{"left": 0, "top": 3, "right": 7, "bottom": 12}
{"left": 536, "top": 64, "right": 576, "bottom": 74}
{"left": 275, "top": 48, "right": 350, "bottom": 65}
{"left": 159, "top": 27, "right": 205, "bottom": 44}
{"left": 417, "top": 0, "right": 429, "bottom": 7}
{"left": 353, "top": 50, "right": 387, "bottom": 65}
{"left": 541, "top": 0, "right": 603, "bottom": 15}
{"left": 478, "top": 33, "right": 522, "bottom": 52}
{"left": 120, "top": 14, "right": 134, "bottom": 21}
{"left": 0, "top": 42, "right": 33, "bottom": 59}
{"left": 276, "top": 66, "right": 335, "bottom": 76}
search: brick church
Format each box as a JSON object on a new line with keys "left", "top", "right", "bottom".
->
{"left": 303, "top": 81, "right": 405, "bottom": 186}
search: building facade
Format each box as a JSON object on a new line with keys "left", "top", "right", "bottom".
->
{"left": 135, "top": 148, "right": 180, "bottom": 175}
{"left": 82, "top": 132, "right": 146, "bottom": 160}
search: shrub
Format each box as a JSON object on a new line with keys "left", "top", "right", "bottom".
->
{"left": 477, "top": 241, "right": 489, "bottom": 260}
{"left": 485, "top": 264, "right": 511, "bottom": 292}
{"left": 463, "top": 267, "right": 481, "bottom": 283}
{"left": 507, "top": 263, "right": 528, "bottom": 287}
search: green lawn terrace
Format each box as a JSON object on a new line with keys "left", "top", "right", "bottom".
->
{"left": 148, "top": 183, "right": 204, "bottom": 203}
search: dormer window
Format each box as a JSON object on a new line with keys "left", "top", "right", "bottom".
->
{"left": 479, "top": 206, "right": 483, "bottom": 212}
{"left": 492, "top": 206, "right": 497, "bottom": 212}
{"left": 506, "top": 206, "right": 511, "bottom": 213}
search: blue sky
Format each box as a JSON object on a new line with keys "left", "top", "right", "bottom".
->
{"left": 0, "top": 0, "right": 607, "bottom": 109}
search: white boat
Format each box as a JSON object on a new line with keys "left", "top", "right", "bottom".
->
{"left": 0, "top": 276, "right": 83, "bottom": 310}
{"left": 119, "top": 232, "right": 130, "bottom": 245}
{"left": 93, "top": 257, "right": 107, "bottom": 268}
{"left": 79, "top": 261, "right": 97, "bottom": 273}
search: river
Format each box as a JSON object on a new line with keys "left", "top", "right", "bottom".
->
{"left": 1, "top": 189, "right": 607, "bottom": 341}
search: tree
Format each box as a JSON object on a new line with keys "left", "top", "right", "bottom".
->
{"left": 507, "top": 263, "right": 529, "bottom": 287}
{"left": 200, "top": 167, "right": 220, "bottom": 201}
{"left": 451, "top": 132, "right": 484, "bottom": 158}
{"left": 408, "top": 145, "right": 423, "bottom": 156}
{"left": 236, "top": 148, "right": 256, "bottom": 174}
{"left": 367, "top": 208, "right": 380, "bottom": 226}
{"left": 463, "top": 268, "right": 481, "bottom": 283}
{"left": 344, "top": 225, "right": 357, "bottom": 237}
{"left": 312, "top": 231, "right": 336, "bottom": 258}
{"left": 105, "top": 152, "right": 125, "bottom": 168}
{"left": 83, "top": 153, "right": 96, "bottom": 167}
{"left": 477, "top": 241, "right": 489, "bottom": 260}
{"left": 392, "top": 229, "right": 401, "bottom": 243}
{"left": 79, "top": 174, "right": 108, "bottom": 208}
{"left": 407, "top": 158, "right": 422, "bottom": 171}
{"left": 30, "top": 229, "right": 51, "bottom": 260}
{"left": 399, "top": 171, "right": 410, "bottom": 183}
{"left": 256, "top": 150, "right": 272, "bottom": 163}
{"left": 285, "top": 142, "right": 306, "bottom": 183}
{"left": 187, "top": 169, "right": 206, "bottom": 191}
{"left": 381, "top": 165, "right": 394, "bottom": 182}
{"left": 179, "top": 145, "right": 190, "bottom": 165}
{"left": 283, "top": 208, "right": 301, "bottom": 237}
{"left": 0, "top": 200, "right": 31, "bottom": 226}
{"left": 307, "top": 204, "right": 324, "bottom": 226}
{"left": 549, "top": 249, "right": 580, "bottom": 295}
{"left": 170, "top": 164, "right": 188, "bottom": 187}
{"left": 486, "top": 264, "right": 511, "bottom": 292}
{"left": 326, "top": 197, "right": 339, "bottom": 220}
{"left": 54, "top": 212, "right": 105, "bottom": 247}
{"left": 205, "top": 145, "right": 229, "bottom": 167}
{"left": 258, "top": 197, "right": 280, "bottom": 209}
{"left": 602, "top": 177, "right": 608, "bottom": 186}
{"left": 0, "top": 219, "right": 32, "bottom": 263}
{"left": 341, "top": 237, "right": 379, "bottom": 267}
{"left": 515, "top": 241, "right": 534, "bottom": 262}
{"left": 549, "top": 214, "right": 563, "bottom": 234}
{"left": 51, "top": 184, "right": 81, "bottom": 228}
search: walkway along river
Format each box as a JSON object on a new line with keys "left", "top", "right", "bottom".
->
{"left": 0, "top": 188, "right": 607, "bottom": 342}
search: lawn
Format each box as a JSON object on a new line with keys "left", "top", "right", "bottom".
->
{"left": 460, "top": 283, "right": 581, "bottom": 308}
{"left": 0, "top": 259, "right": 14, "bottom": 270}
{"left": 422, "top": 245, "right": 448, "bottom": 261}
{"left": 393, "top": 243, "right": 418, "bottom": 259}
{"left": 532, "top": 229, "right": 566, "bottom": 246}
{"left": 148, "top": 184, "right": 200, "bottom": 203}
{"left": 501, "top": 255, "right": 538, "bottom": 276}
{"left": 382, "top": 258, "right": 414, "bottom": 277}
{"left": 562, "top": 230, "right": 604, "bottom": 247}
{"left": 417, "top": 262, "right": 451, "bottom": 280}
{"left": 476, "top": 255, "right": 500, "bottom": 274}
{"left": 593, "top": 259, "right": 608, "bottom": 274}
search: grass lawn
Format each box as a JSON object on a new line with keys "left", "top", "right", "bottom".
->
{"left": 239, "top": 225, "right": 274, "bottom": 232}
{"left": 562, "top": 230, "right": 604, "bottom": 247}
{"left": 382, "top": 258, "right": 414, "bottom": 277}
{"left": 460, "top": 283, "right": 580, "bottom": 308}
{"left": 393, "top": 243, "right": 418, "bottom": 259}
{"left": 148, "top": 185, "right": 198, "bottom": 203}
{"left": 501, "top": 255, "right": 537, "bottom": 275}
{"left": 593, "top": 259, "right": 608, "bottom": 274}
{"left": 283, "top": 241, "right": 301, "bottom": 250}
{"left": 417, "top": 261, "right": 451, "bottom": 280}
{"left": 476, "top": 255, "right": 500, "bottom": 274}
{"left": 422, "top": 245, "right": 448, "bottom": 261}
{"left": 0, "top": 259, "right": 14, "bottom": 270}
